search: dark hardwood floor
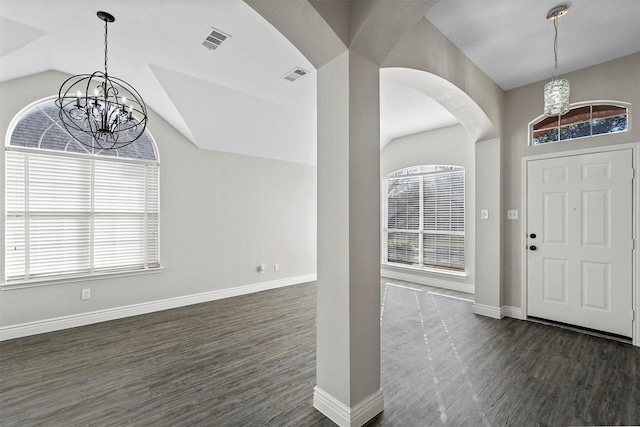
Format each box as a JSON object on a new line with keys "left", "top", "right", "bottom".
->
{"left": 1, "top": 280, "right": 639, "bottom": 426}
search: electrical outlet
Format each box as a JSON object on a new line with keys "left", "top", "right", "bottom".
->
{"left": 274, "top": 263, "right": 280, "bottom": 272}
{"left": 507, "top": 210, "right": 519, "bottom": 220}
{"left": 81, "top": 288, "right": 91, "bottom": 300}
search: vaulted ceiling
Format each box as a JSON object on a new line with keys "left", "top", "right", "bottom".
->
{"left": 1, "top": 0, "right": 317, "bottom": 164}
{"left": 1, "top": 0, "right": 638, "bottom": 164}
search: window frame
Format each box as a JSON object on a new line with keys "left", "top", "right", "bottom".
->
{"left": 4, "top": 97, "right": 161, "bottom": 286}
{"left": 529, "top": 101, "right": 631, "bottom": 146}
{"left": 382, "top": 165, "right": 465, "bottom": 275}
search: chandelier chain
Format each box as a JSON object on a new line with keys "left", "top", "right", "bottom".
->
{"left": 104, "top": 18, "right": 109, "bottom": 77}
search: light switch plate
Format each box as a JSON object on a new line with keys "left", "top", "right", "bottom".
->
{"left": 481, "top": 209, "right": 489, "bottom": 220}
{"left": 507, "top": 210, "right": 519, "bottom": 220}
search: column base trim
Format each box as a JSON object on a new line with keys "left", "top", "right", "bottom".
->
{"left": 472, "top": 303, "right": 502, "bottom": 319}
{"left": 313, "top": 386, "right": 384, "bottom": 427}
{"left": 501, "top": 305, "right": 525, "bottom": 320}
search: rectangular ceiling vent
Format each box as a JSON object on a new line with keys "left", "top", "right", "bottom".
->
{"left": 282, "top": 67, "right": 309, "bottom": 82}
{"left": 202, "top": 27, "right": 231, "bottom": 51}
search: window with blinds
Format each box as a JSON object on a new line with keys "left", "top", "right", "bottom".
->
{"left": 5, "top": 98, "right": 160, "bottom": 282}
{"left": 383, "top": 165, "right": 464, "bottom": 273}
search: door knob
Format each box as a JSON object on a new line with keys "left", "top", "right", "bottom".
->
{"left": 530, "top": 245, "right": 537, "bottom": 251}
{"left": 530, "top": 233, "right": 537, "bottom": 239}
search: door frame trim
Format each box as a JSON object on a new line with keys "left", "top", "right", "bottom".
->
{"left": 520, "top": 142, "right": 640, "bottom": 347}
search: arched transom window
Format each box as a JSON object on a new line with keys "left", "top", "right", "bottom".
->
{"left": 531, "top": 102, "right": 629, "bottom": 146}
{"left": 5, "top": 98, "right": 160, "bottom": 282}
{"left": 383, "top": 165, "right": 465, "bottom": 273}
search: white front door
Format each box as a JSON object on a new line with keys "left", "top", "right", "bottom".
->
{"left": 527, "top": 149, "right": 633, "bottom": 337}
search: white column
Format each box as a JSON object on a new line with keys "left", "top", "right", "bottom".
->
{"left": 313, "top": 50, "right": 383, "bottom": 427}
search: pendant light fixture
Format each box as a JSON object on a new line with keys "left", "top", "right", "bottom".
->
{"left": 57, "top": 11, "right": 148, "bottom": 150}
{"left": 543, "top": 5, "right": 570, "bottom": 117}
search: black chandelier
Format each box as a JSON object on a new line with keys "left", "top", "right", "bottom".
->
{"left": 57, "top": 11, "right": 148, "bottom": 150}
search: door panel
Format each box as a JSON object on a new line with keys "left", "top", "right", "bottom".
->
{"left": 582, "top": 190, "right": 609, "bottom": 246}
{"left": 581, "top": 261, "right": 609, "bottom": 310}
{"left": 543, "top": 192, "right": 567, "bottom": 244}
{"left": 527, "top": 150, "right": 633, "bottom": 337}
{"left": 542, "top": 258, "right": 567, "bottom": 303}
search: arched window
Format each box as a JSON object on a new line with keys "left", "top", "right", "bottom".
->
{"left": 5, "top": 98, "right": 160, "bottom": 282}
{"left": 530, "top": 102, "right": 629, "bottom": 146}
{"left": 383, "top": 165, "right": 465, "bottom": 273}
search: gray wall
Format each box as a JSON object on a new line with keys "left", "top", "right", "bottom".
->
{"left": 380, "top": 124, "right": 476, "bottom": 287}
{"left": 502, "top": 53, "right": 640, "bottom": 307}
{"left": 0, "top": 71, "right": 317, "bottom": 327}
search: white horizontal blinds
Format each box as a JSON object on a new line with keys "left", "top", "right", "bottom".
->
{"left": 422, "top": 234, "right": 465, "bottom": 271}
{"left": 145, "top": 166, "right": 160, "bottom": 268}
{"left": 383, "top": 166, "right": 465, "bottom": 273}
{"left": 422, "top": 170, "right": 465, "bottom": 271}
{"left": 386, "top": 176, "right": 420, "bottom": 230}
{"left": 385, "top": 176, "right": 420, "bottom": 265}
{"left": 27, "top": 153, "right": 92, "bottom": 278}
{"left": 387, "top": 232, "right": 420, "bottom": 266}
{"left": 92, "top": 161, "right": 159, "bottom": 271}
{"left": 94, "top": 160, "right": 146, "bottom": 271}
{"left": 5, "top": 151, "right": 160, "bottom": 280}
{"left": 5, "top": 152, "right": 26, "bottom": 280}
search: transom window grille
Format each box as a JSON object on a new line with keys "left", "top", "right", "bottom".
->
{"left": 383, "top": 165, "right": 465, "bottom": 273}
{"left": 5, "top": 98, "right": 160, "bottom": 282}
{"left": 531, "top": 102, "right": 629, "bottom": 145}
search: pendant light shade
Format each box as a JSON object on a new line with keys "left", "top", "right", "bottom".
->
{"left": 543, "top": 78, "right": 570, "bottom": 116}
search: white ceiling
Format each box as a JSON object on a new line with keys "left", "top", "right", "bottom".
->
{"left": 380, "top": 80, "right": 458, "bottom": 149}
{"left": 426, "top": 0, "right": 640, "bottom": 91}
{"left": 1, "top": 1, "right": 639, "bottom": 163}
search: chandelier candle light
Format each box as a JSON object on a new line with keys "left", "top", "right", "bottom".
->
{"left": 543, "top": 5, "right": 570, "bottom": 117}
{"left": 57, "top": 11, "right": 148, "bottom": 150}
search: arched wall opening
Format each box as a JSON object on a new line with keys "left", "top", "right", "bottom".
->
{"left": 380, "top": 68, "right": 481, "bottom": 293}
{"left": 380, "top": 67, "right": 500, "bottom": 312}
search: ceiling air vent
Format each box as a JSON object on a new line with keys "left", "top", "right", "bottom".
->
{"left": 282, "top": 67, "right": 309, "bottom": 82}
{"left": 202, "top": 27, "right": 231, "bottom": 51}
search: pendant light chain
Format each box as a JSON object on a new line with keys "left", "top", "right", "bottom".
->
{"left": 543, "top": 5, "right": 570, "bottom": 117}
{"left": 552, "top": 16, "right": 559, "bottom": 79}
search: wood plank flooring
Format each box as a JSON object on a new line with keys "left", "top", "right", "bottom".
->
{"left": 1, "top": 280, "right": 639, "bottom": 426}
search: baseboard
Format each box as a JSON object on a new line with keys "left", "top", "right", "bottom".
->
{"left": 501, "top": 305, "right": 525, "bottom": 320}
{"left": 472, "top": 303, "right": 502, "bottom": 319}
{"left": 0, "top": 274, "right": 317, "bottom": 341}
{"left": 381, "top": 268, "right": 474, "bottom": 294}
{"left": 313, "top": 386, "right": 384, "bottom": 427}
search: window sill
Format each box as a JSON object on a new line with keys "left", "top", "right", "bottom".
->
{"left": 1, "top": 267, "right": 163, "bottom": 291}
{"left": 381, "top": 262, "right": 467, "bottom": 278}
